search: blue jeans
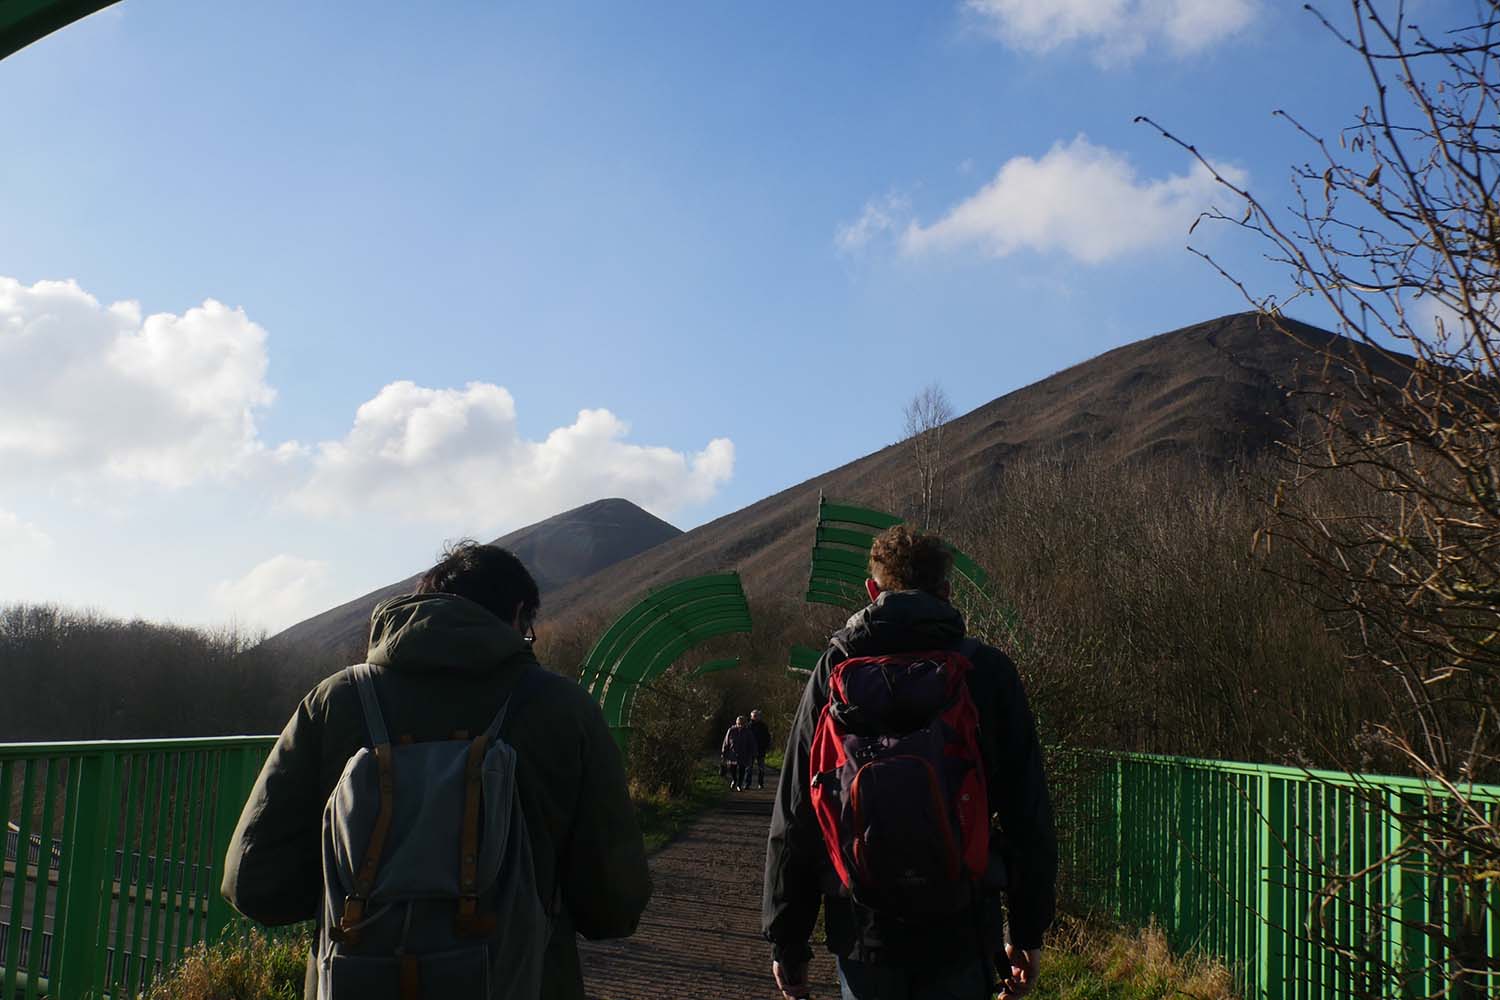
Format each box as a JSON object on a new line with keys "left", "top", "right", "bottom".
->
{"left": 836, "top": 957, "right": 992, "bottom": 1000}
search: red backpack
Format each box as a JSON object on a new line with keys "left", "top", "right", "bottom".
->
{"left": 808, "top": 647, "right": 989, "bottom": 917}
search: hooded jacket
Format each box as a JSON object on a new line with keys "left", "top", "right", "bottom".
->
{"left": 762, "top": 590, "right": 1056, "bottom": 966}
{"left": 221, "top": 593, "right": 652, "bottom": 1000}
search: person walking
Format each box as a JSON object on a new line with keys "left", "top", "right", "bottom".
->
{"left": 749, "top": 709, "right": 771, "bottom": 789}
{"left": 722, "top": 715, "right": 757, "bottom": 791}
{"left": 762, "top": 525, "right": 1057, "bottom": 1000}
{"left": 221, "top": 540, "right": 652, "bottom": 1000}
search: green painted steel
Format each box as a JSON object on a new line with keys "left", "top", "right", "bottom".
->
{"left": 0, "top": 0, "right": 120, "bottom": 61}
{"left": 0, "top": 737, "right": 279, "bottom": 997}
{"left": 691, "top": 657, "right": 741, "bottom": 677}
{"left": 577, "top": 572, "right": 752, "bottom": 738}
{"left": 1056, "top": 749, "right": 1500, "bottom": 999}
{"left": 787, "top": 644, "right": 820, "bottom": 676}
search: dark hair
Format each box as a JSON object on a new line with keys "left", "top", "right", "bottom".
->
{"left": 415, "top": 539, "right": 540, "bottom": 626}
{"left": 868, "top": 524, "right": 952, "bottom": 595}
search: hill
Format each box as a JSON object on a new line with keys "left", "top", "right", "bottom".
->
{"left": 266, "top": 498, "right": 682, "bottom": 656}
{"left": 540, "top": 312, "right": 1368, "bottom": 622}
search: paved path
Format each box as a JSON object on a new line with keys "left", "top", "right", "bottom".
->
{"left": 580, "top": 773, "right": 842, "bottom": 1000}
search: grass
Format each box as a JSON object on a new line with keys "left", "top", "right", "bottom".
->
{"left": 1030, "top": 917, "right": 1238, "bottom": 1000}
{"left": 144, "top": 927, "right": 309, "bottom": 1000}
{"left": 631, "top": 759, "right": 729, "bottom": 854}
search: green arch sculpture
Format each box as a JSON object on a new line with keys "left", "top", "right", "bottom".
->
{"left": 579, "top": 572, "right": 752, "bottom": 745}
{"left": 793, "top": 495, "right": 1022, "bottom": 672}
{"left": 691, "top": 657, "right": 740, "bottom": 677}
{"left": 1, "top": 1, "right": 121, "bottom": 62}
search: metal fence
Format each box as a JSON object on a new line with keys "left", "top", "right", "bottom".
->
{"left": 0, "top": 737, "right": 275, "bottom": 999}
{"left": 1054, "top": 750, "right": 1500, "bottom": 999}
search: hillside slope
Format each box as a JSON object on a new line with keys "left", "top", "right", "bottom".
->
{"left": 542, "top": 312, "right": 1364, "bottom": 623}
{"left": 267, "top": 498, "right": 682, "bottom": 656}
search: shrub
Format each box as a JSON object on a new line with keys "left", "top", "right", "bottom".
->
{"left": 145, "top": 927, "right": 309, "bottom": 1000}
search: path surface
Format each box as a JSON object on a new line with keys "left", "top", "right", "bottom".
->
{"left": 580, "top": 772, "right": 841, "bottom": 1000}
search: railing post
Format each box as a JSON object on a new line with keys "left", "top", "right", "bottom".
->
{"left": 1257, "top": 771, "right": 1285, "bottom": 1000}
{"left": 53, "top": 752, "right": 115, "bottom": 1000}
{"left": 203, "top": 748, "right": 258, "bottom": 942}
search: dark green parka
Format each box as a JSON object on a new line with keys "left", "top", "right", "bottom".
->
{"left": 221, "top": 593, "right": 652, "bottom": 999}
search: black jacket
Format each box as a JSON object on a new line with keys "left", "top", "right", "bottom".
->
{"left": 750, "top": 719, "right": 772, "bottom": 755}
{"left": 761, "top": 590, "right": 1057, "bottom": 965}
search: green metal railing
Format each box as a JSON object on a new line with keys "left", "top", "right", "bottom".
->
{"left": 0, "top": 737, "right": 274, "bottom": 999}
{"left": 1057, "top": 750, "right": 1500, "bottom": 999}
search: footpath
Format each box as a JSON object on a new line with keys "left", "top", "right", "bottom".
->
{"left": 579, "top": 772, "right": 842, "bottom": 1000}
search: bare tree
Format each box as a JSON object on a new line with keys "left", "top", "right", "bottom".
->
{"left": 903, "top": 382, "right": 954, "bottom": 530}
{"left": 1142, "top": 3, "right": 1500, "bottom": 994}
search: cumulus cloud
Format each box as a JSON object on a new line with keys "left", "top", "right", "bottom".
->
{"left": 0, "top": 508, "right": 53, "bottom": 560}
{"left": 290, "top": 381, "right": 734, "bottom": 532}
{"left": 0, "top": 277, "right": 276, "bottom": 487}
{"left": 901, "top": 135, "right": 1246, "bottom": 264}
{"left": 966, "top": 0, "right": 1259, "bottom": 64}
{"left": 836, "top": 193, "right": 912, "bottom": 254}
{"left": 213, "top": 554, "right": 333, "bottom": 634}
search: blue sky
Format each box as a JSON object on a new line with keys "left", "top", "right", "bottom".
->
{"left": 0, "top": 1, "right": 1442, "bottom": 631}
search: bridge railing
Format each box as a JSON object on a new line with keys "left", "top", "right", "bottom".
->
{"left": 1054, "top": 749, "right": 1500, "bottom": 999}
{"left": 0, "top": 736, "right": 275, "bottom": 999}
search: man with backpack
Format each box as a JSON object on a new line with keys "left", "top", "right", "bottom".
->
{"left": 222, "top": 540, "right": 652, "bottom": 1000}
{"left": 762, "top": 526, "right": 1057, "bottom": 1000}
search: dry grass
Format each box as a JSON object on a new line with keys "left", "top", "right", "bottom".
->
{"left": 1034, "top": 916, "right": 1238, "bottom": 1000}
{"left": 144, "top": 928, "right": 309, "bottom": 1000}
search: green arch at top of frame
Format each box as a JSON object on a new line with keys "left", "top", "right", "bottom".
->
{"left": 1, "top": 1, "right": 120, "bottom": 62}
{"left": 579, "top": 572, "right": 746, "bottom": 691}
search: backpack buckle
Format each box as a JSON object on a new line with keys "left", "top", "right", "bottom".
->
{"left": 334, "top": 896, "right": 367, "bottom": 945}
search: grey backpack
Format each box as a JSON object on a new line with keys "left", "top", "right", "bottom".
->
{"left": 316, "top": 663, "right": 549, "bottom": 999}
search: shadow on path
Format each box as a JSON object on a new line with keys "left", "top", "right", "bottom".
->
{"left": 580, "top": 770, "right": 841, "bottom": 999}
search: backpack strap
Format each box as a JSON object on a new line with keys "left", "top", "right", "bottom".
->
{"left": 455, "top": 666, "right": 546, "bottom": 937}
{"left": 348, "top": 662, "right": 391, "bottom": 747}
{"left": 337, "top": 664, "right": 396, "bottom": 945}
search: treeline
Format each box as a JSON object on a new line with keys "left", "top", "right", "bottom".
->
{"left": 0, "top": 604, "right": 319, "bottom": 740}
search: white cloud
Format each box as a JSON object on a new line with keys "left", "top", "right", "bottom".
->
{"left": 966, "top": 0, "right": 1259, "bottom": 65}
{"left": 836, "top": 193, "right": 912, "bottom": 254}
{"left": 0, "top": 508, "right": 53, "bottom": 561}
{"left": 901, "top": 135, "right": 1246, "bottom": 264}
{"left": 213, "top": 554, "right": 333, "bottom": 634}
{"left": 0, "top": 277, "right": 275, "bottom": 487}
{"left": 290, "top": 381, "right": 734, "bottom": 532}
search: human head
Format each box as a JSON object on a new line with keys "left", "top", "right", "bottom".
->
{"left": 866, "top": 524, "right": 952, "bottom": 603}
{"left": 415, "top": 539, "right": 541, "bottom": 634}
{"left": 750, "top": 709, "right": 762, "bottom": 720}
{"left": 736, "top": 715, "right": 747, "bottom": 726}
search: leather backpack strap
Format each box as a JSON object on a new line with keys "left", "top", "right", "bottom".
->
{"left": 337, "top": 664, "right": 396, "bottom": 944}
{"left": 455, "top": 665, "right": 546, "bottom": 937}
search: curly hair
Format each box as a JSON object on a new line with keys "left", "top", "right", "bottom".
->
{"left": 415, "top": 539, "right": 540, "bottom": 626}
{"left": 868, "top": 524, "right": 952, "bottom": 594}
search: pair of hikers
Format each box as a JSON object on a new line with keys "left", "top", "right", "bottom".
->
{"left": 721, "top": 709, "right": 770, "bottom": 790}
{"left": 223, "top": 525, "right": 1054, "bottom": 1000}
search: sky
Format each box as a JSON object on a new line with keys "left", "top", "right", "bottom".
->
{"left": 0, "top": 0, "right": 1461, "bottom": 633}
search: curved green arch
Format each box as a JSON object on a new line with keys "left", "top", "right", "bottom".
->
{"left": 578, "top": 571, "right": 752, "bottom": 744}
{"left": 1, "top": 1, "right": 120, "bottom": 62}
{"left": 796, "top": 495, "right": 1025, "bottom": 668}
{"left": 692, "top": 657, "right": 740, "bottom": 677}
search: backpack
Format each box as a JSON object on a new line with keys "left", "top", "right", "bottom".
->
{"left": 808, "top": 646, "right": 989, "bottom": 917}
{"left": 316, "top": 663, "right": 549, "bottom": 1000}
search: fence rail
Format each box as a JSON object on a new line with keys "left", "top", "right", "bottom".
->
{"left": 0, "top": 737, "right": 275, "bottom": 999}
{"left": 1054, "top": 749, "right": 1500, "bottom": 999}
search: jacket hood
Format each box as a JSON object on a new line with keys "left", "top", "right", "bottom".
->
{"left": 831, "top": 589, "right": 966, "bottom": 657}
{"left": 366, "top": 592, "right": 536, "bottom": 675}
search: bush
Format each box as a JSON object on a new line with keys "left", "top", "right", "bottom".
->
{"left": 626, "top": 670, "right": 715, "bottom": 797}
{"left": 145, "top": 928, "right": 309, "bottom": 1000}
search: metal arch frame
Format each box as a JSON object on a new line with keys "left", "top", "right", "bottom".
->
{"left": 787, "top": 645, "right": 819, "bottom": 677}
{"left": 577, "top": 572, "right": 752, "bottom": 739}
{"left": 691, "top": 657, "right": 740, "bottom": 677}
{"left": 794, "top": 494, "right": 1022, "bottom": 670}
{"left": 0, "top": 1, "right": 121, "bottom": 62}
